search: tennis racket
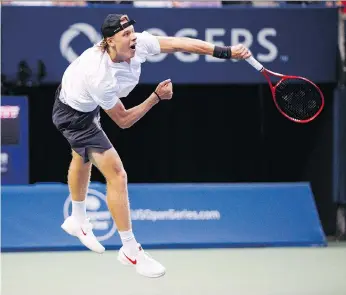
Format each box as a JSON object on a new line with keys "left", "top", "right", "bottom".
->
{"left": 245, "top": 56, "right": 325, "bottom": 123}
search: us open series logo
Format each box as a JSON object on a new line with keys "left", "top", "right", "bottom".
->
{"left": 63, "top": 188, "right": 221, "bottom": 242}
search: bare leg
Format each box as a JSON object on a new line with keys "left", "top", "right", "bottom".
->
{"left": 61, "top": 150, "right": 105, "bottom": 254}
{"left": 88, "top": 147, "right": 131, "bottom": 231}
{"left": 68, "top": 150, "right": 92, "bottom": 221}
{"left": 88, "top": 147, "right": 165, "bottom": 277}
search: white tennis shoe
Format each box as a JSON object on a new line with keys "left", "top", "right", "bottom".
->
{"left": 61, "top": 216, "right": 105, "bottom": 254}
{"left": 117, "top": 244, "right": 166, "bottom": 278}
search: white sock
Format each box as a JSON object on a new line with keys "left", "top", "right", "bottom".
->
{"left": 118, "top": 229, "right": 139, "bottom": 255}
{"left": 71, "top": 200, "right": 86, "bottom": 222}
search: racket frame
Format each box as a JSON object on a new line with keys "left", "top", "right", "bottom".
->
{"left": 261, "top": 69, "right": 325, "bottom": 123}
{"left": 245, "top": 56, "right": 325, "bottom": 123}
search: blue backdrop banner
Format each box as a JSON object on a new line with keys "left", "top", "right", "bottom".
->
{"left": 333, "top": 87, "right": 346, "bottom": 204}
{"left": 1, "top": 182, "right": 326, "bottom": 252}
{"left": 1, "top": 96, "right": 29, "bottom": 185}
{"left": 1, "top": 6, "right": 338, "bottom": 84}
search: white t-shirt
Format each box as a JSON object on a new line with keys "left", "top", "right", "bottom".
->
{"left": 59, "top": 31, "right": 161, "bottom": 112}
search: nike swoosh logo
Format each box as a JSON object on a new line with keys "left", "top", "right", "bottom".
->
{"left": 123, "top": 252, "right": 137, "bottom": 265}
{"left": 81, "top": 228, "right": 87, "bottom": 236}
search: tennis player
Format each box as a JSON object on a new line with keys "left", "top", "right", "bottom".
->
{"left": 52, "top": 14, "right": 251, "bottom": 278}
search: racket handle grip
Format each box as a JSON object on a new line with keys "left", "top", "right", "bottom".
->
{"left": 245, "top": 56, "right": 264, "bottom": 72}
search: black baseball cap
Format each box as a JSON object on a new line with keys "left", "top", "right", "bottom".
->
{"left": 101, "top": 14, "right": 136, "bottom": 38}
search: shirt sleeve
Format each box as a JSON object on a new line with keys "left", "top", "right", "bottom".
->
{"left": 136, "top": 31, "right": 161, "bottom": 56}
{"left": 86, "top": 72, "right": 119, "bottom": 110}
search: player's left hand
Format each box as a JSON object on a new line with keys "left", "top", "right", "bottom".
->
{"left": 230, "top": 44, "right": 252, "bottom": 60}
{"left": 155, "top": 79, "right": 173, "bottom": 100}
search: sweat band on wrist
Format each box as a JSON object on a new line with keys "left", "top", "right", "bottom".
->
{"left": 212, "top": 46, "right": 232, "bottom": 59}
{"left": 154, "top": 91, "right": 161, "bottom": 101}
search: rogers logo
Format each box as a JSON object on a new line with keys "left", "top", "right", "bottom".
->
{"left": 63, "top": 188, "right": 117, "bottom": 242}
{"left": 60, "top": 23, "right": 102, "bottom": 63}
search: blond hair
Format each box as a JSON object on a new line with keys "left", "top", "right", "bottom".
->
{"left": 99, "top": 38, "right": 109, "bottom": 53}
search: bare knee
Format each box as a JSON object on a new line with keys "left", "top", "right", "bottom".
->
{"left": 106, "top": 165, "right": 128, "bottom": 188}
{"left": 105, "top": 166, "right": 128, "bottom": 205}
{"left": 88, "top": 148, "right": 127, "bottom": 189}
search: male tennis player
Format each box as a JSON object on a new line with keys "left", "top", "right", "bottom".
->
{"left": 52, "top": 14, "right": 251, "bottom": 278}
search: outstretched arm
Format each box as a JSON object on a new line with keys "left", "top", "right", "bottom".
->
{"left": 156, "top": 36, "right": 251, "bottom": 60}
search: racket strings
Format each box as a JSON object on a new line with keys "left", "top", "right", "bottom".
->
{"left": 274, "top": 78, "right": 323, "bottom": 121}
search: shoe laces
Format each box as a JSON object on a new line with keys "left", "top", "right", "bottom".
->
{"left": 136, "top": 245, "right": 155, "bottom": 262}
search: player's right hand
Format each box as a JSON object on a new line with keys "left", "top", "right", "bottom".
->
{"left": 230, "top": 44, "right": 251, "bottom": 60}
{"left": 155, "top": 79, "right": 173, "bottom": 100}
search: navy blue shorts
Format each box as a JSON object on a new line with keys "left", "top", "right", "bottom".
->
{"left": 52, "top": 85, "right": 112, "bottom": 163}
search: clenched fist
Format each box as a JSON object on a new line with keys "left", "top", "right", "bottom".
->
{"left": 230, "top": 44, "right": 251, "bottom": 60}
{"left": 155, "top": 79, "right": 173, "bottom": 100}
